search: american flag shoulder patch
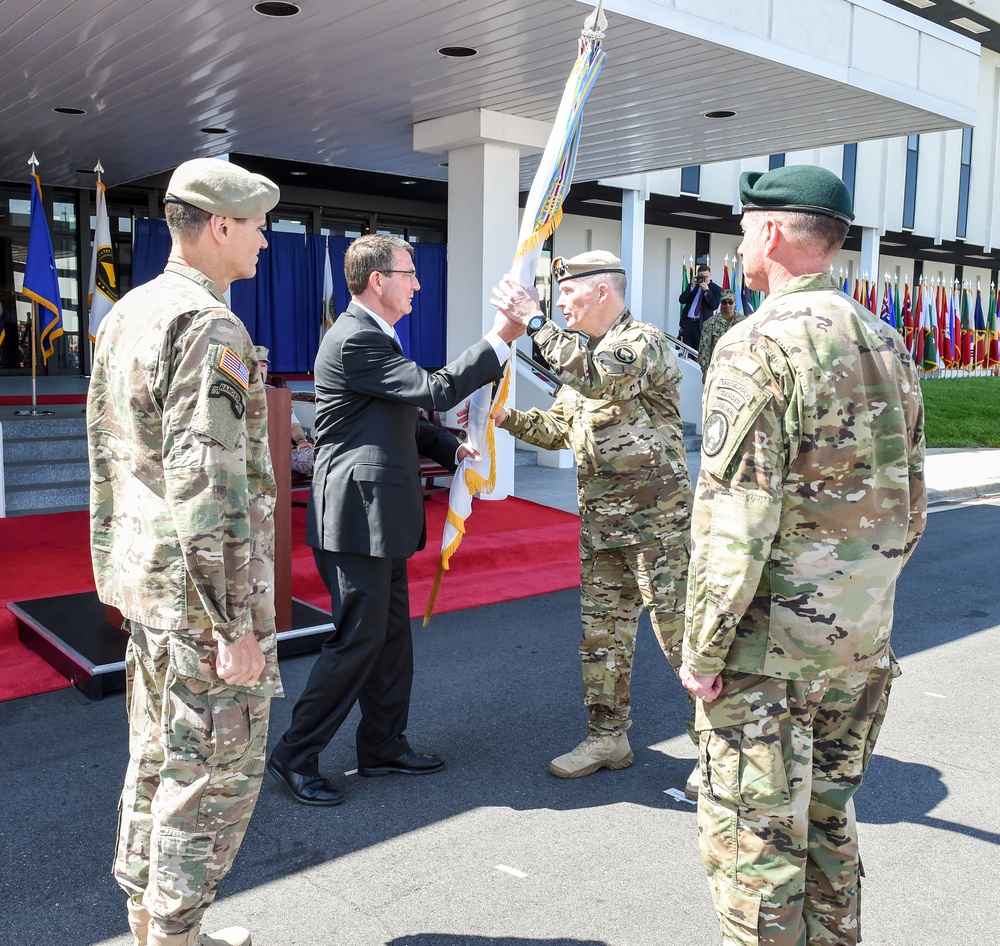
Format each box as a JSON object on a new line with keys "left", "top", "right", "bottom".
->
{"left": 218, "top": 347, "right": 250, "bottom": 390}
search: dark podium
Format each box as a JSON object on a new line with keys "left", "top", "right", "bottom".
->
{"left": 11, "top": 387, "right": 334, "bottom": 700}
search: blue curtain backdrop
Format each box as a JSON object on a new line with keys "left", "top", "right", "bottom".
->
{"left": 130, "top": 222, "right": 447, "bottom": 372}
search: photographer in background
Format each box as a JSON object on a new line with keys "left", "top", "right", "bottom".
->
{"left": 677, "top": 264, "right": 721, "bottom": 353}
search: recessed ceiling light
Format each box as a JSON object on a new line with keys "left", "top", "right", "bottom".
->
{"left": 439, "top": 162, "right": 449, "bottom": 168}
{"left": 673, "top": 211, "right": 722, "bottom": 220}
{"left": 900, "top": 0, "right": 935, "bottom": 9}
{"left": 703, "top": 109, "right": 737, "bottom": 119}
{"left": 53, "top": 106, "right": 86, "bottom": 115}
{"left": 253, "top": 1, "right": 301, "bottom": 16}
{"left": 400, "top": 179, "right": 417, "bottom": 185}
{"left": 950, "top": 17, "right": 989, "bottom": 34}
{"left": 200, "top": 126, "right": 230, "bottom": 134}
{"left": 438, "top": 46, "right": 478, "bottom": 58}
{"left": 289, "top": 170, "right": 307, "bottom": 176}
{"left": 582, "top": 198, "right": 622, "bottom": 208}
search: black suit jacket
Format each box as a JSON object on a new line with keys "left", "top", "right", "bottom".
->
{"left": 678, "top": 280, "right": 722, "bottom": 320}
{"left": 306, "top": 302, "right": 505, "bottom": 559}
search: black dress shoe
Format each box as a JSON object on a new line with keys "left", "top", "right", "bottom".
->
{"left": 266, "top": 755, "right": 345, "bottom": 806}
{"left": 358, "top": 750, "right": 446, "bottom": 777}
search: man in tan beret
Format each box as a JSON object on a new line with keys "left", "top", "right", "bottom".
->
{"left": 88, "top": 157, "right": 281, "bottom": 946}
{"left": 491, "top": 252, "right": 693, "bottom": 778}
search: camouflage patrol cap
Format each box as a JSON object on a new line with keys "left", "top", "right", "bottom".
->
{"left": 739, "top": 165, "right": 854, "bottom": 224}
{"left": 551, "top": 250, "right": 625, "bottom": 283}
{"left": 165, "top": 158, "right": 280, "bottom": 219}
{"left": 720, "top": 290, "right": 736, "bottom": 302}
{"left": 253, "top": 345, "right": 269, "bottom": 362}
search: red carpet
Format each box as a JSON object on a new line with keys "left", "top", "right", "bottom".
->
{"left": 1, "top": 495, "right": 580, "bottom": 702}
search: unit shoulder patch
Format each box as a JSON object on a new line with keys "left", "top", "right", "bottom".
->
{"left": 614, "top": 345, "right": 637, "bottom": 364}
{"left": 700, "top": 365, "right": 772, "bottom": 478}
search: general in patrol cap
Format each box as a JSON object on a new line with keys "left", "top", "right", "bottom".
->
{"left": 720, "top": 289, "right": 737, "bottom": 302}
{"left": 551, "top": 250, "right": 626, "bottom": 283}
{"left": 253, "top": 345, "right": 269, "bottom": 363}
{"left": 739, "top": 165, "right": 854, "bottom": 224}
{"left": 165, "top": 158, "right": 280, "bottom": 219}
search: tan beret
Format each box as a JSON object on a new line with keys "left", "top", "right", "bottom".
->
{"left": 165, "top": 158, "right": 279, "bottom": 218}
{"left": 552, "top": 250, "right": 625, "bottom": 283}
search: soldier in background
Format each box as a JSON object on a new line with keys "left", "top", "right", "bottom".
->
{"left": 680, "top": 165, "right": 926, "bottom": 945}
{"left": 491, "top": 252, "right": 693, "bottom": 778}
{"left": 697, "top": 288, "right": 744, "bottom": 383}
{"left": 87, "top": 158, "right": 281, "bottom": 946}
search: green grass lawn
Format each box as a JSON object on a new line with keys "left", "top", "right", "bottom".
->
{"left": 920, "top": 377, "right": 1000, "bottom": 447}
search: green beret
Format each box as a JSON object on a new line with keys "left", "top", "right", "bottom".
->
{"left": 739, "top": 165, "right": 854, "bottom": 224}
{"left": 165, "top": 158, "right": 279, "bottom": 219}
{"left": 552, "top": 250, "right": 625, "bottom": 283}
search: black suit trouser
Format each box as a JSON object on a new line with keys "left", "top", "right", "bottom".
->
{"left": 273, "top": 549, "right": 413, "bottom": 774}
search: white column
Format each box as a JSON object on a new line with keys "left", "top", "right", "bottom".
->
{"left": 620, "top": 175, "right": 649, "bottom": 319}
{"left": 860, "top": 227, "right": 880, "bottom": 287}
{"left": 414, "top": 109, "right": 549, "bottom": 499}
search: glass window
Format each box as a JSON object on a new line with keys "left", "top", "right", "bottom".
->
{"left": 903, "top": 134, "right": 919, "bottom": 230}
{"left": 769, "top": 153, "right": 785, "bottom": 170}
{"left": 842, "top": 143, "right": 858, "bottom": 207}
{"left": 957, "top": 127, "right": 973, "bottom": 240}
{"left": 680, "top": 165, "right": 700, "bottom": 195}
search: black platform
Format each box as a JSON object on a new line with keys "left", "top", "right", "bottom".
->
{"left": 10, "top": 591, "right": 334, "bottom": 700}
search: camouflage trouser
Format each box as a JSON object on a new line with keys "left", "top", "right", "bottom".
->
{"left": 114, "top": 622, "right": 270, "bottom": 933}
{"left": 579, "top": 534, "right": 689, "bottom": 736}
{"left": 695, "top": 660, "right": 894, "bottom": 946}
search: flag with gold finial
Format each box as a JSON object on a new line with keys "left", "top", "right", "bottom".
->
{"left": 22, "top": 156, "right": 64, "bottom": 364}
{"left": 423, "top": 1, "right": 608, "bottom": 626}
{"left": 88, "top": 162, "right": 119, "bottom": 343}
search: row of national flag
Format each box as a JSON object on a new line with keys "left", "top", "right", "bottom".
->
{"left": 859, "top": 273, "right": 999, "bottom": 373}
{"left": 679, "top": 255, "right": 1000, "bottom": 375}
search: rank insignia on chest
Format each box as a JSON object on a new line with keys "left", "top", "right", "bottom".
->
{"left": 614, "top": 345, "right": 637, "bottom": 364}
{"left": 218, "top": 347, "right": 250, "bottom": 390}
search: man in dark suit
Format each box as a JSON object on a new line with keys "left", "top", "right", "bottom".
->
{"left": 268, "top": 234, "right": 527, "bottom": 805}
{"left": 677, "top": 264, "right": 722, "bottom": 352}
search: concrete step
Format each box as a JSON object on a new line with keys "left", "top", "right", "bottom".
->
{"left": 514, "top": 447, "right": 538, "bottom": 467}
{"left": 3, "top": 457, "right": 90, "bottom": 486}
{"left": 4, "top": 482, "right": 89, "bottom": 514}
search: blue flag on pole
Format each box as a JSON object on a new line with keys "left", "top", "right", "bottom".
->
{"left": 22, "top": 172, "right": 64, "bottom": 364}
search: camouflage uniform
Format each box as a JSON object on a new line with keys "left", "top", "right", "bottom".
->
{"left": 501, "top": 309, "right": 692, "bottom": 735}
{"left": 698, "top": 311, "right": 746, "bottom": 372}
{"left": 88, "top": 262, "right": 282, "bottom": 934}
{"left": 684, "top": 274, "right": 926, "bottom": 945}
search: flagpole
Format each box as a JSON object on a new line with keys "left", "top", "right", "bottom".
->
{"left": 13, "top": 300, "right": 52, "bottom": 416}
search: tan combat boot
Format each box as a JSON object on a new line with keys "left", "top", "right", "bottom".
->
{"left": 684, "top": 762, "right": 700, "bottom": 801}
{"left": 127, "top": 896, "right": 150, "bottom": 946}
{"left": 548, "top": 732, "right": 633, "bottom": 778}
{"left": 147, "top": 923, "right": 252, "bottom": 946}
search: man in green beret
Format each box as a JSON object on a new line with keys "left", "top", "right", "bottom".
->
{"left": 697, "top": 288, "right": 744, "bottom": 383}
{"left": 89, "top": 157, "right": 282, "bottom": 946}
{"left": 490, "top": 251, "right": 693, "bottom": 779}
{"left": 679, "top": 164, "right": 926, "bottom": 945}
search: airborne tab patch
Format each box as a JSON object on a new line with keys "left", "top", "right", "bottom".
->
{"left": 218, "top": 347, "right": 250, "bottom": 390}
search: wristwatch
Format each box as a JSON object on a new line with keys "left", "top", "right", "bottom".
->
{"left": 526, "top": 314, "right": 547, "bottom": 336}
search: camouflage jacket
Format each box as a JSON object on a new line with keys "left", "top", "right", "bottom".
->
{"left": 683, "top": 274, "right": 926, "bottom": 680}
{"left": 88, "top": 263, "right": 281, "bottom": 693}
{"left": 501, "top": 309, "right": 691, "bottom": 549}
{"left": 698, "top": 312, "right": 746, "bottom": 370}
